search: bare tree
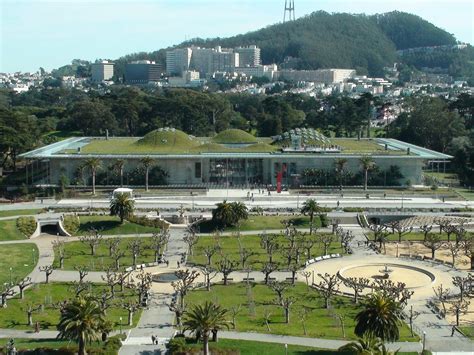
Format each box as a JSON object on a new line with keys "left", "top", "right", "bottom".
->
{"left": 0, "top": 284, "right": 14, "bottom": 307}
{"left": 105, "top": 237, "right": 121, "bottom": 257}
{"left": 199, "top": 266, "right": 218, "bottom": 291}
{"left": 216, "top": 256, "right": 239, "bottom": 286}
{"left": 79, "top": 228, "right": 103, "bottom": 256}
{"left": 434, "top": 217, "right": 451, "bottom": 235}
{"left": 317, "top": 234, "right": 334, "bottom": 255}
{"left": 97, "top": 291, "right": 113, "bottom": 315}
{"left": 443, "top": 224, "right": 457, "bottom": 242}
{"left": 122, "top": 300, "right": 140, "bottom": 326}
{"left": 372, "top": 279, "right": 413, "bottom": 307}
{"left": 281, "top": 246, "right": 296, "bottom": 268}
{"left": 262, "top": 307, "right": 272, "bottom": 331}
{"left": 171, "top": 269, "right": 199, "bottom": 308}
{"left": 423, "top": 233, "right": 443, "bottom": 259}
{"left": 239, "top": 248, "right": 255, "bottom": 269}
{"left": 24, "top": 303, "right": 42, "bottom": 326}
{"left": 183, "top": 225, "right": 199, "bottom": 256}
{"left": 151, "top": 230, "right": 169, "bottom": 263}
{"left": 39, "top": 265, "right": 53, "bottom": 283}
{"left": 269, "top": 281, "right": 292, "bottom": 304}
{"left": 261, "top": 262, "right": 278, "bottom": 285}
{"left": 420, "top": 224, "right": 433, "bottom": 241}
{"left": 446, "top": 242, "right": 462, "bottom": 268}
{"left": 52, "top": 239, "right": 65, "bottom": 269}
{"left": 288, "top": 263, "right": 299, "bottom": 285}
{"left": 16, "top": 277, "right": 32, "bottom": 299}
{"left": 449, "top": 298, "right": 470, "bottom": 326}
{"left": 203, "top": 245, "right": 220, "bottom": 266}
{"left": 101, "top": 268, "right": 118, "bottom": 297}
{"left": 433, "top": 284, "right": 451, "bottom": 316}
{"left": 339, "top": 230, "right": 355, "bottom": 253}
{"left": 452, "top": 276, "right": 471, "bottom": 301}
{"left": 454, "top": 226, "right": 466, "bottom": 246}
{"left": 461, "top": 234, "right": 473, "bottom": 270}
{"left": 300, "top": 271, "right": 312, "bottom": 289}
{"left": 317, "top": 273, "right": 341, "bottom": 308}
{"left": 69, "top": 280, "right": 92, "bottom": 296}
{"left": 259, "top": 232, "right": 279, "bottom": 263}
{"left": 128, "top": 239, "right": 143, "bottom": 267}
{"left": 335, "top": 313, "right": 346, "bottom": 338}
{"left": 74, "top": 265, "right": 89, "bottom": 282}
{"left": 368, "top": 224, "right": 390, "bottom": 253}
{"left": 230, "top": 304, "right": 242, "bottom": 329}
{"left": 111, "top": 247, "right": 126, "bottom": 270}
{"left": 115, "top": 270, "right": 131, "bottom": 292}
{"left": 275, "top": 295, "right": 295, "bottom": 324}
{"left": 302, "top": 235, "right": 317, "bottom": 259}
{"left": 299, "top": 306, "right": 312, "bottom": 335}
{"left": 169, "top": 300, "right": 186, "bottom": 333}
{"left": 385, "top": 220, "right": 412, "bottom": 243}
{"left": 131, "top": 270, "right": 153, "bottom": 305}
{"left": 342, "top": 277, "right": 370, "bottom": 304}
{"left": 407, "top": 305, "right": 420, "bottom": 337}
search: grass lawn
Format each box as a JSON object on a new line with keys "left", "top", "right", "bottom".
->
{"left": 197, "top": 215, "right": 322, "bottom": 233}
{"left": 331, "top": 139, "right": 406, "bottom": 155}
{"left": 76, "top": 215, "right": 159, "bottom": 236}
{"left": 53, "top": 236, "right": 160, "bottom": 271}
{"left": 185, "top": 283, "right": 415, "bottom": 341}
{"left": 189, "top": 233, "right": 342, "bottom": 270}
{"left": 183, "top": 338, "right": 332, "bottom": 354}
{"left": 459, "top": 325, "right": 474, "bottom": 340}
{"left": 0, "top": 209, "right": 42, "bottom": 218}
{"left": 0, "top": 282, "right": 141, "bottom": 330}
{"left": 0, "top": 219, "right": 28, "bottom": 241}
{"left": 0, "top": 244, "right": 38, "bottom": 286}
{"left": 454, "top": 188, "right": 474, "bottom": 201}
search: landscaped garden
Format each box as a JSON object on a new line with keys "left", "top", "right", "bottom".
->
{"left": 197, "top": 214, "right": 323, "bottom": 233}
{"left": 0, "top": 243, "right": 38, "bottom": 286}
{"left": 0, "top": 282, "right": 141, "bottom": 330}
{"left": 0, "top": 219, "right": 28, "bottom": 241}
{"left": 188, "top": 233, "right": 342, "bottom": 270}
{"left": 75, "top": 215, "right": 160, "bottom": 235}
{"left": 184, "top": 283, "right": 415, "bottom": 341}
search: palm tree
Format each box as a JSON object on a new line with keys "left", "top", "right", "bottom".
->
{"left": 84, "top": 158, "right": 101, "bottom": 195}
{"left": 301, "top": 199, "right": 322, "bottom": 234}
{"left": 212, "top": 200, "right": 236, "bottom": 228}
{"left": 338, "top": 335, "right": 398, "bottom": 354}
{"left": 140, "top": 156, "right": 154, "bottom": 192}
{"left": 334, "top": 158, "right": 348, "bottom": 191}
{"left": 110, "top": 192, "right": 135, "bottom": 223}
{"left": 57, "top": 296, "right": 105, "bottom": 355}
{"left": 359, "top": 156, "right": 375, "bottom": 191}
{"left": 112, "top": 159, "right": 125, "bottom": 187}
{"left": 183, "top": 301, "right": 229, "bottom": 355}
{"left": 231, "top": 201, "right": 248, "bottom": 223}
{"left": 354, "top": 292, "right": 402, "bottom": 342}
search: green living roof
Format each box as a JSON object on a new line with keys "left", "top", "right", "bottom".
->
{"left": 212, "top": 129, "right": 258, "bottom": 144}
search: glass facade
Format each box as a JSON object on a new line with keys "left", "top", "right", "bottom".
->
{"left": 209, "top": 158, "right": 263, "bottom": 185}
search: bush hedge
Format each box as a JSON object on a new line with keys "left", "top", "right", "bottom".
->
{"left": 16, "top": 216, "right": 37, "bottom": 237}
{"left": 63, "top": 215, "right": 80, "bottom": 235}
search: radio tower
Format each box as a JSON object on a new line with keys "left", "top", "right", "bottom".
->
{"left": 283, "top": 0, "right": 295, "bottom": 22}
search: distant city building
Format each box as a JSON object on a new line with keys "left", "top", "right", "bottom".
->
{"left": 91, "top": 61, "right": 114, "bottom": 82}
{"left": 211, "top": 47, "right": 239, "bottom": 73}
{"left": 166, "top": 48, "right": 192, "bottom": 76}
{"left": 278, "top": 69, "right": 356, "bottom": 84}
{"left": 168, "top": 70, "right": 205, "bottom": 87}
{"left": 235, "top": 64, "right": 278, "bottom": 80}
{"left": 125, "top": 60, "right": 162, "bottom": 84}
{"left": 234, "top": 45, "right": 261, "bottom": 67}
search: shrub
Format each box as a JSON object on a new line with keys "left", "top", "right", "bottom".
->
{"left": 16, "top": 216, "right": 37, "bottom": 237}
{"left": 343, "top": 207, "right": 365, "bottom": 212}
{"left": 127, "top": 214, "right": 167, "bottom": 229}
{"left": 319, "top": 214, "right": 329, "bottom": 227}
{"left": 166, "top": 336, "right": 188, "bottom": 353}
{"left": 63, "top": 215, "right": 80, "bottom": 235}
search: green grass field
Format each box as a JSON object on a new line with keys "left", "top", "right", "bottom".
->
{"left": 189, "top": 233, "right": 342, "bottom": 270}
{"left": 0, "top": 209, "right": 42, "bottom": 218}
{"left": 197, "top": 215, "right": 322, "bottom": 233}
{"left": 76, "top": 215, "right": 159, "bottom": 236}
{"left": 185, "top": 283, "right": 415, "bottom": 341}
{"left": 369, "top": 232, "right": 451, "bottom": 242}
{"left": 0, "top": 219, "right": 28, "bottom": 241}
{"left": 0, "top": 244, "right": 38, "bottom": 286}
{"left": 459, "top": 325, "right": 474, "bottom": 340}
{"left": 0, "top": 282, "right": 141, "bottom": 330}
{"left": 331, "top": 139, "right": 407, "bottom": 155}
{"left": 454, "top": 188, "right": 474, "bottom": 201}
{"left": 53, "top": 236, "right": 159, "bottom": 271}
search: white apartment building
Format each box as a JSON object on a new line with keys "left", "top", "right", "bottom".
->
{"left": 235, "top": 45, "right": 261, "bottom": 67}
{"left": 166, "top": 48, "right": 192, "bottom": 75}
{"left": 91, "top": 61, "right": 114, "bottom": 82}
{"left": 278, "top": 69, "right": 355, "bottom": 84}
{"left": 235, "top": 64, "right": 278, "bottom": 80}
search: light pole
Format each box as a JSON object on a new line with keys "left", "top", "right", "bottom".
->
{"left": 285, "top": 343, "right": 288, "bottom": 355}
{"left": 401, "top": 192, "right": 404, "bottom": 211}
{"left": 9, "top": 267, "right": 12, "bottom": 286}
{"left": 32, "top": 248, "right": 36, "bottom": 265}
{"left": 422, "top": 331, "right": 426, "bottom": 352}
{"left": 119, "top": 316, "right": 123, "bottom": 335}
{"left": 396, "top": 242, "right": 399, "bottom": 258}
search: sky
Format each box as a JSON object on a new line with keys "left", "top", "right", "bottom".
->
{"left": 1, "top": 0, "right": 473, "bottom": 73}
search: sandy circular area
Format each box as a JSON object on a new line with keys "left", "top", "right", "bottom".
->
{"left": 339, "top": 263, "right": 435, "bottom": 289}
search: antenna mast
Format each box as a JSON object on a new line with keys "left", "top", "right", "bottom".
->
{"left": 283, "top": 0, "right": 295, "bottom": 22}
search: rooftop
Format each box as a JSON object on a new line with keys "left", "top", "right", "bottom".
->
{"left": 20, "top": 128, "right": 452, "bottom": 160}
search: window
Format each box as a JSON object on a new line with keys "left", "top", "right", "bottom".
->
{"left": 195, "top": 162, "right": 202, "bottom": 179}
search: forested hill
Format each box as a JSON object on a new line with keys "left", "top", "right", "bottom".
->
{"left": 372, "top": 11, "right": 456, "bottom": 50}
{"left": 57, "top": 11, "right": 466, "bottom": 79}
